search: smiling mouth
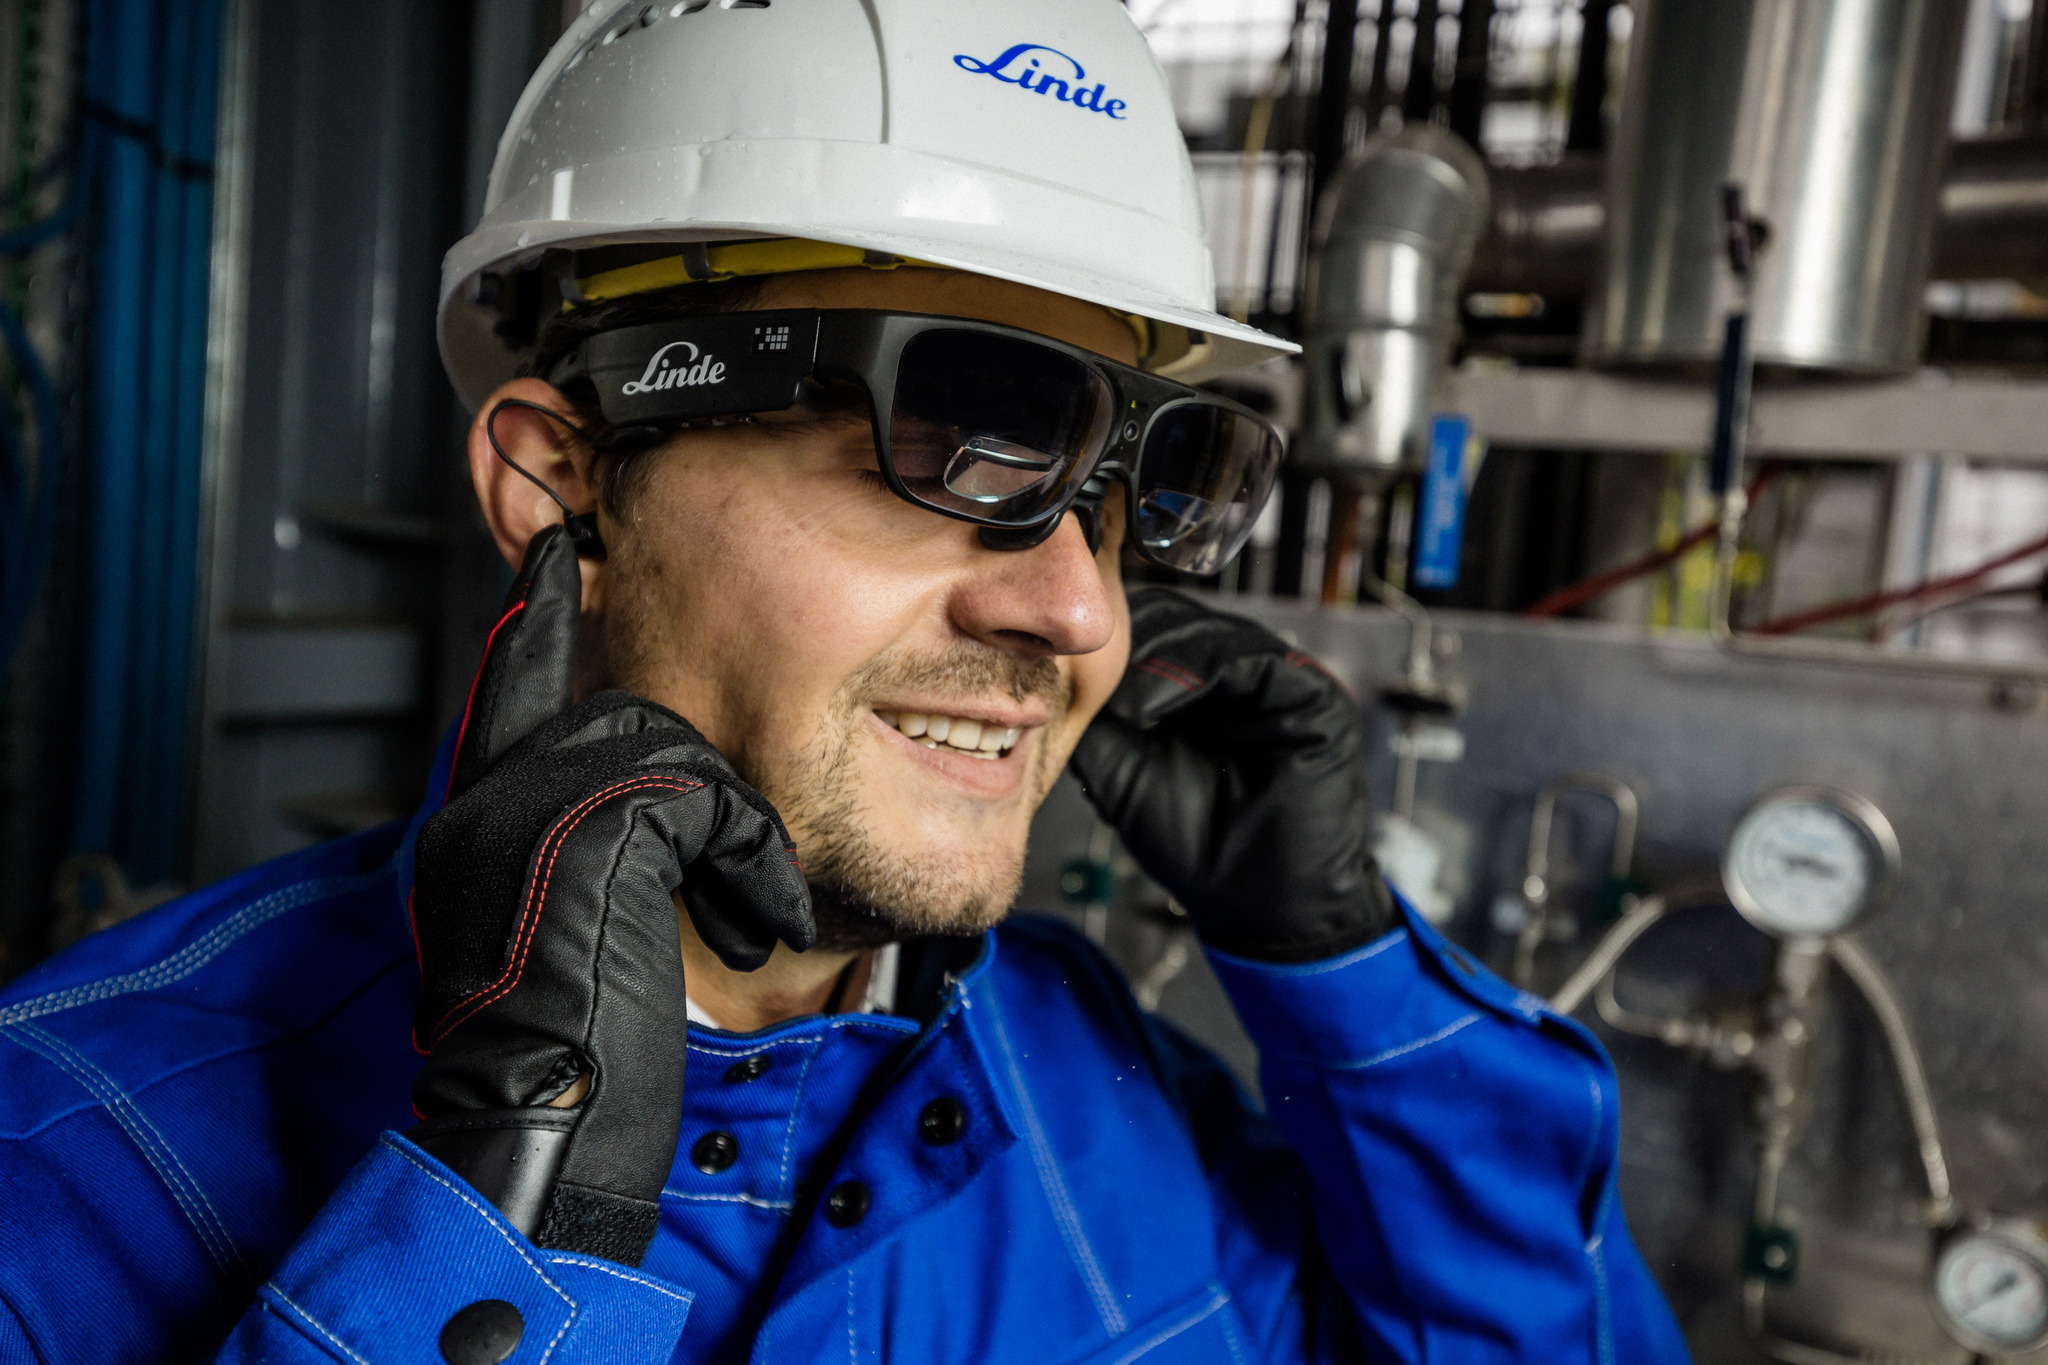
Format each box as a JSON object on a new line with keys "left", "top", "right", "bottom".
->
{"left": 876, "top": 710, "right": 1022, "bottom": 761}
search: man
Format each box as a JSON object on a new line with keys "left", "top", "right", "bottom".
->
{"left": 0, "top": 2, "right": 1688, "bottom": 1361}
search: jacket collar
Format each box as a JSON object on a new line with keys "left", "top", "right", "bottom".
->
{"left": 764, "top": 940, "right": 1019, "bottom": 1305}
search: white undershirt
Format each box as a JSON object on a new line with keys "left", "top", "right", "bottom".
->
{"left": 684, "top": 942, "right": 900, "bottom": 1032}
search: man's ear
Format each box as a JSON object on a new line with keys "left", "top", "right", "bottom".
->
{"left": 469, "top": 378, "right": 600, "bottom": 570}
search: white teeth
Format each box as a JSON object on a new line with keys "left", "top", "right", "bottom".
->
{"left": 880, "top": 710, "right": 1022, "bottom": 757}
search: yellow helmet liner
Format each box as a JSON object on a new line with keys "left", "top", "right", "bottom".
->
{"left": 571, "top": 237, "right": 1159, "bottom": 366}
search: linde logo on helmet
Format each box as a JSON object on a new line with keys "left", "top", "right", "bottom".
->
{"left": 621, "top": 340, "right": 726, "bottom": 395}
{"left": 952, "top": 43, "right": 1128, "bottom": 120}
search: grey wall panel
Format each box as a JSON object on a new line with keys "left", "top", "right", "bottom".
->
{"left": 193, "top": 0, "right": 480, "bottom": 883}
{"left": 218, "top": 625, "right": 422, "bottom": 720}
{"left": 208, "top": 725, "right": 419, "bottom": 874}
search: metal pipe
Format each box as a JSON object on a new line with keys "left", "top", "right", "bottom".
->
{"left": 1470, "top": 133, "right": 2048, "bottom": 296}
{"left": 1299, "top": 126, "right": 1491, "bottom": 473}
{"left": 1828, "top": 934, "right": 1955, "bottom": 1222}
{"left": 1367, "top": 567, "right": 1436, "bottom": 686}
{"left": 1933, "top": 132, "right": 2048, "bottom": 280}
{"left": 191, "top": 0, "right": 261, "bottom": 893}
{"left": 1514, "top": 773, "right": 1640, "bottom": 987}
{"left": 1742, "top": 933, "right": 1956, "bottom": 1365}
{"left": 1526, "top": 774, "right": 1639, "bottom": 886}
{"left": 1551, "top": 892, "right": 1669, "bottom": 1015}
{"left": 1594, "top": 970, "right": 1707, "bottom": 1048}
{"left": 1752, "top": 936, "right": 1830, "bottom": 1223}
{"left": 1466, "top": 153, "right": 1606, "bottom": 295}
{"left": 1554, "top": 868, "right": 1961, "bottom": 1361}
{"left": 1361, "top": 567, "right": 1447, "bottom": 822}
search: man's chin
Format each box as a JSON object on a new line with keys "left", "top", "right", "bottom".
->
{"left": 806, "top": 884, "right": 1009, "bottom": 953}
{"left": 798, "top": 835, "right": 1024, "bottom": 952}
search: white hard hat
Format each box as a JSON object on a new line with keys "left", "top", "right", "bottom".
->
{"left": 437, "top": 0, "right": 1298, "bottom": 411}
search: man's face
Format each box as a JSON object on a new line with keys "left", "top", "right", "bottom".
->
{"left": 584, "top": 270, "right": 1134, "bottom": 947}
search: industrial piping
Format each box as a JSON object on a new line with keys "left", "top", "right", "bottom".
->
{"left": 1297, "top": 126, "right": 1491, "bottom": 474}
{"left": 1592, "top": 0, "right": 1969, "bottom": 374}
{"left": 1471, "top": 134, "right": 2048, "bottom": 301}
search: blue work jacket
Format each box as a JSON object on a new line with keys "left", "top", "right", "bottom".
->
{"left": 0, "top": 748, "right": 1687, "bottom": 1363}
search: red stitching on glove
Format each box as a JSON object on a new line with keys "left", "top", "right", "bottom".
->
{"left": 444, "top": 598, "right": 529, "bottom": 803}
{"left": 1135, "top": 656, "right": 1203, "bottom": 690}
{"left": 426, "top": 775, "right": 706, "bottom": 1047}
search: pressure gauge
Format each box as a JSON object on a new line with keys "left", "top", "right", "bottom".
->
{"left": 1723, "top": 785, "right": 1900, "bottom": 939}
{"left": 1933, "top": 1227, "right": 2048, "bottom": 1357}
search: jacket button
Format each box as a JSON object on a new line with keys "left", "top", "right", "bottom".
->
{"left": 823, "top": 1179, "right": 871, "bottom": 1228}
{"left": 724, "top": 1054, "right": 772, "bottom": 1083}
{"left": 918, "top": 1097, "right": 967, "bottom": 1145}
{"left": 440, "top": 1299, "right": 522, "bottom": 1365}
{"left": 691, "top": 1130, "right": 739, "bottom": 1174}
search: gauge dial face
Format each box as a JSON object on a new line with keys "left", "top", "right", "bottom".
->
{"left": 1934, "top": 1233, "right": 2048, "bottom": 1354}
{"left": 1724, "top": 793, "right": 1890, "bottom": 937}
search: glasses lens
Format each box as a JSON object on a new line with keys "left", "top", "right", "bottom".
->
{"left": 1135, "top": 401, "right": 1283, "bottom": 574}
{"left": 889, "top": 330, "right": 1114, "bottom": 525}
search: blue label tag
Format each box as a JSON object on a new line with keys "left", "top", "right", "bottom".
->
{"left": 1413, "top": 414, "right": 1475, "bottom": 590}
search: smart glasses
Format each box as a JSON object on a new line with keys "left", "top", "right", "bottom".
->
{"left": 545, "top": 310, "right": 1284, "bottom": 575}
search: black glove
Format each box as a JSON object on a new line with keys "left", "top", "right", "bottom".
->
{"left": 1069, "top": 587, "right": 1394, "bottom": 963}
{"left": 407, "top": 523, "right": 813, "bottom": 1266}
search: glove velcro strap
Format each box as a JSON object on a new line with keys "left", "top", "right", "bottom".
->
{"left": 538, "top": 1180, "right": 662, "bottom": 1266}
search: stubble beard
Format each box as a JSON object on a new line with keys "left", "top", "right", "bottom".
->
{"left": 764, "top": 645, "right": 1070, "bottom": 953}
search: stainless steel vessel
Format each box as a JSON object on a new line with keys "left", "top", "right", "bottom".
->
{"left": 1589, "top": 0, "right": 1969, "bottom": 373}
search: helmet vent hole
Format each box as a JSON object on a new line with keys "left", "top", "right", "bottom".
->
{"left": 671, "top": 0, "right": 709, "bottom": 12}
{"left": 721, "top": 0, "right": 771, "bottom": 8}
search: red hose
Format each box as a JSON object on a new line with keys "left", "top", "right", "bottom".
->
{"left": 1756, "top": 529, "right": 2048, "bottom": 636}
{"left": 1876, "top": 581, "right": 2039, "bottom": 637}
{"left": 1523, "top": 465, "right": 1779, "bottom": 619}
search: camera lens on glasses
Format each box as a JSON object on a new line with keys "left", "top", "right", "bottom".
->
{"left": 1134, "top": 403, "right": 1283, "bottom": 575}
{"left": 888, "top": 330, "right": 1114, "bottom": 526}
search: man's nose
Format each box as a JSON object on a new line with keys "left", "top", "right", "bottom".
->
{"left": 950, "top": 511, "right": 1116, "bottom": 658}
